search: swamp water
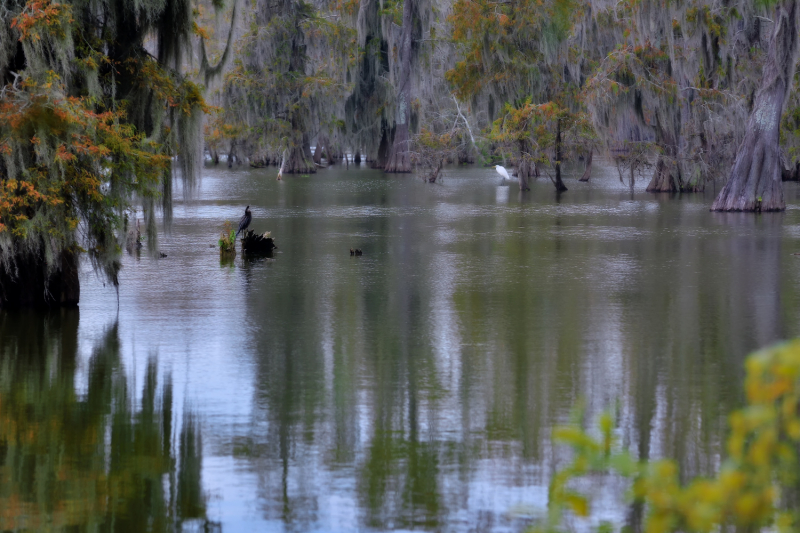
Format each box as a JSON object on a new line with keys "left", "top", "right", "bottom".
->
{"left": 3, "top": 163, "right": 800, "bottom": 531}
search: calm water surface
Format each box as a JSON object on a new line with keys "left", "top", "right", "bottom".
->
{"left": 4, "top": 162, "right": 800, "bottom": 531}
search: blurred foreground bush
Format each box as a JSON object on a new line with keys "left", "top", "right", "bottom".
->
{"left": 541, "top": 339, "right": 800, "bottom": 533}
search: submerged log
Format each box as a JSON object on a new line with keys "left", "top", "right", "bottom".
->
{"left": 241, "top": 230, "right": 277, "bottom": 255}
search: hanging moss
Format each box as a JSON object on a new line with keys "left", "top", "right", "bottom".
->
{"left": 0, "top": 0, "right": 214, "bottom": 305}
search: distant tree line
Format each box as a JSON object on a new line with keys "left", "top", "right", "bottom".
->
{"left": 1, "top": 0, "right": 798, "bottom": 304}
{"left": 213, "top": 0, "right": 800, "bottom": 213}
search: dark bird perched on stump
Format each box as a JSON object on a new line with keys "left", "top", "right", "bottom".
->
{"left": 236, "top": 206, "right": 252, "bottom": 237}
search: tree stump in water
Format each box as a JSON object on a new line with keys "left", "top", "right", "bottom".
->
{"left": 241, "top": 230, "right": 277, "bottom": 255}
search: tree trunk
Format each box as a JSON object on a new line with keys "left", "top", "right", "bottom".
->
{"left": 579, "top": 148, "right": 593, "bottom": 182}
{"left": 227, "top": 140, "right": 236, "bottom": 168}
{"left": 783, "top": 160, "right": 800, "bottom": 180}
{"left": 313, "top": 136, "right": 324, "bottom": 165}
{"left": 646, "top": 155, "right": 678, "bottom": 192}
{"left": 371, "top": 127, "right": 390, "bottom": 169}
{"left": 0, "top": 246, "right": 80, "bottom": 307}
{"left": 518, "top": 140, "right": 531, "bottom": 191}
{"left": 284, "top": 132, "right": 317, "bottom": 174}
{"left": 354, "top": 150, "right": 362, "bottom": 164}
{"left": 711, "top": 0, "right": 799, "bottom": 211}
{"left": 325, "top": 142, "right": 336, "bottom": 164}
{"left": 384, "top": 0, "right": 414, "bottom": 173}
{"left": 553, "top": 119, "right": 568, "bottom": 192}
{"left": 630, "top": 161, "right": 635, "bottom": 191}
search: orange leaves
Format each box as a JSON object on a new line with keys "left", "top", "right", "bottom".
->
{"left": 126, "top": 58, "right": 211, "bottom": 116}
{"left": 10, "top": 0, "right": 73, "bottom": 42}
{"left": 0, "top": 178, "right": 49, "bottom": 237}
{"left": 54, "top": 144, "right": 74, "bottom": 162}
{"left": 0, "top": 73, "right": 170, "bottom": 239}
{"left": 192, "top": 21, "right": 211, "bottom": 40}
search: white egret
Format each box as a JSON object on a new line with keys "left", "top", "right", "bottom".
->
{"left": 495, "top": 165, "right": 516, "bottom": 185}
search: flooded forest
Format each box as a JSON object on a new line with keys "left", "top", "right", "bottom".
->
{"left": 4, "top": 0, "right": 800, "bottom": 532}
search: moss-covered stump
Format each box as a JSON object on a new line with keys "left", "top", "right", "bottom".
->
{"left": 241, "top": 230, "right": 277, "bottom": 255}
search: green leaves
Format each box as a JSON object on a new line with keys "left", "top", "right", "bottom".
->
{"left": 544, "top": 339, "right": 800, "bottom": 533}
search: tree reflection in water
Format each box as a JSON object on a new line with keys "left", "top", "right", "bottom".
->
{"left": 0, "top": 310, "right": 213, "bottom": 531}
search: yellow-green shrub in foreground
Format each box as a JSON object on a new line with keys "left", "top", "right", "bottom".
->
{"left": 540, "top": 339, "right": 800, "bottom": 533}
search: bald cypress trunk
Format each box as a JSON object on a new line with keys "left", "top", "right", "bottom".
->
{"left": 371, "top": 125, "right": 390, "bottom": 169}
{"left": 385, "top": 0, "right": 414, "bottom": 173}
{"left": 647, "top": 155, "right": 678, "bottom": 192}
{"left": 553, "top": 119, "right": 568, "bottom": 192}
{"left": 518, "top": 140, "right": 531, "bottom": 191}
{"left": 285, "top": 132, "right": 316, "bottom": 174}
{"left": 281, "top": 8, "right": 316, "bottom": 175}
{"left": 313, "top": 136, "right": 324, "bottom": 165}
{"left": 579, "top": 148, "right": 593, "bottom": 182}
{"left": 711, "top": 0, "right": 799, "bottom": 211}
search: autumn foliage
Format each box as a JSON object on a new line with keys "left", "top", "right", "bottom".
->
{"left": 0, "top": 0, "right": 208, "bottom": 299}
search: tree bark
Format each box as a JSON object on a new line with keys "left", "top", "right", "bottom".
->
{"left": 384, "top": 0, "right": 414, "bottom": 173}
{"left": 325, "top": 140, "right": 336, "bottom": 164}
{"left": 227, "top": 140, "right": 236, "bottom": 168}
{"left": 284, "top": 132, "right": 316, "bottom": 174}
{"left": 646, "top": 155, "right": 678, "bottom": 192}
{"left": 553, "top": 119, "right": 568, "bottom": 192}
{"left": 518, "top": 140, "right": 532, "bottom": 191}
{"left": 354, "top": 150, "right": 362, "bottom": 164}
{"left": 313, "top": 135, "right": 325, "bottom": 165}
{"left": 711, "top": 0, "right": 799, "bottom": 211}
{"left": 579, "top": 148, "right": 593, "bottom": 182}
{"left": 0, "top": 246, "right": 80, "bottom": 307}
{"left": 371, "top": 126, "right": 390, "bottom": 169}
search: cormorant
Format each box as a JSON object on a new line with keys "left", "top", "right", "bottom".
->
{"left": 236, "top": 206, "right": 252, "bottom": 238}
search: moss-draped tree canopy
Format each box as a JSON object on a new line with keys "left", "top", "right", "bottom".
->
{"left": 3, "top": 0, "right": 800, "bottom": 305}
{"left": 0, "top": 0, "right": 210, "bottom": 305}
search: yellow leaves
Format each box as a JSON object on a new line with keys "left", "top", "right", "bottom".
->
{"left": 545, "top": 339, "right": 800, "bottom": 533}
{"left": 732, "top": 492, "right": 767, "bottom": 524}
{"left": 563, "top": 492, "right": 589, "bottom": 516}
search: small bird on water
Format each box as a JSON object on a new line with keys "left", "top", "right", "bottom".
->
{"left": 236, "top": 206, "right": 252, "bottom": 238}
